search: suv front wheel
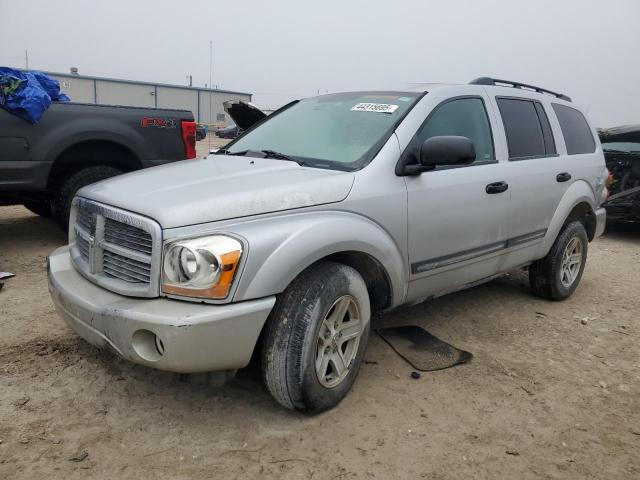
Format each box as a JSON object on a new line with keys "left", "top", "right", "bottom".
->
{"left": 529, "top": 220, "right": 588, "bottom": 300}
{"left": 262, "top": 262, "right": 371, "bottom": 413}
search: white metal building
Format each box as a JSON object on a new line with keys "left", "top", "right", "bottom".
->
{"left": 47, "top": 71, "right": 252, "bottom": 126}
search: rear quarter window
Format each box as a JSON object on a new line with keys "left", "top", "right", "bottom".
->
{"left": 552, "top": 104, "right": 596, "bottom": 155}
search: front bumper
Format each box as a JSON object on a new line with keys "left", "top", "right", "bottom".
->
{"left": 48, "top": 246, "right": 275, "bottom": 373}
{"left": 594, "top": 207, "right": 607, "bottom": 238}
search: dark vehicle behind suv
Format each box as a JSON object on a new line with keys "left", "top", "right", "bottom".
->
{"left": 215, "top": 100, "right": 268, "bottom": 139}
{"left": 215, "top": 123, "right": 240, "bottom": 139}
{"left": 0, "top": 102, "right": 196, "bottom": 229}
{"left": 599, "top": 125, "right": 640, "bottom": 222}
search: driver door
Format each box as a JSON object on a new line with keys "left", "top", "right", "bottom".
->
{"left": 405, "top": 95, "right": 511, "bottom": 303}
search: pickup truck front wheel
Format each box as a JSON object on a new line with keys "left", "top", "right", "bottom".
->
{"left": 262, "top": 262, "right": 371, "bottom": 413}
{"left": 53, "top": 166, "right": 122, "bottom": 231}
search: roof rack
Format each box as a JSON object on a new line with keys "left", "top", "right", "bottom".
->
{"left": 469, "top": 77, "right": 571, "bottom": 102}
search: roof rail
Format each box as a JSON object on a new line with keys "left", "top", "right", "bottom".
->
{"left": 469, "top": 77, "right": 572, "bottom": 102}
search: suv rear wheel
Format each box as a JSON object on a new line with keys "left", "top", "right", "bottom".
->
{"left": 529, "top": 220, "right": 588, "bottom": 300}
{"left": 52, "top": 166, "right": 122, "bottom": 231}
{"left": 262, "top": 262, "right": 371, "bottom": 413}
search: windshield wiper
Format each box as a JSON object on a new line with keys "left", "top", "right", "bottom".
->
{"left": 222, "top": 149, "right": 249, "bottom": 156}
{"left": 260, "top": 150, "right": 305, "bottom": 165}
{"left": 219, "top": 148, "right": 305, "bottom": 165}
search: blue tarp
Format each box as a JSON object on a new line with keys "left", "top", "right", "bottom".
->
{"left": 0, "top": 67, "right": 70, "bottom": 124}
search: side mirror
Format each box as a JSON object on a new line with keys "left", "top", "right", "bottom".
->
{"left": 420, "top": 135, "right": 475, "bottom": 168}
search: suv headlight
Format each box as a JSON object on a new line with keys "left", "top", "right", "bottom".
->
{"left": 162, "top": 235, "right": 243, "bottom": 299}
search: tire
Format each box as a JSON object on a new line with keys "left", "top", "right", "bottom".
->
{"left": 52, "top": 166, "right": 122, "bottom": 232}
{"left": 529, "top": 221, "right": 588, "bottom": 300}
{"left": 261, "top": 262, "right": 371, "bottom": 413}
{"left": 23, "top": 200, "right": 52, "bottom": 218}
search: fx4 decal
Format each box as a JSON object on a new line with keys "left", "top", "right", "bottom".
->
{"left": 140, "top": 117, "right": 177, "bottom": 129}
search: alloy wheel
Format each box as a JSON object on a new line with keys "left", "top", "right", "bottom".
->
{"left": 560, "top": 236, "right": 583, "bottom": 288}
{"left": 315, "top": 295, "right": 363, "bottom": 388}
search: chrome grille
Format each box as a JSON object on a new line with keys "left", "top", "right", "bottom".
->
{"left": 104, "top": 218, "right": 153, "bottom": 255}
{"left": 69, "top": 197, "right": 162, "bottom": 297}
{"left": 76, "top": 206, "right": 96, "bottom": 232}
{"left": 103, "top": 250, "right": 152, "bottom": 283}
{"left": 76, "top": 234, "right": 90, "bottom": 261}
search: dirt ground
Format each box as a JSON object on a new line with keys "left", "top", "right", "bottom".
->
{"left": 1, "top": 202, "right": 638, "bottom": 480}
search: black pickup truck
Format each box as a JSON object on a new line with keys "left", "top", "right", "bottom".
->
{"left": 0, "top": 102, "right": 196, "bottom": 229}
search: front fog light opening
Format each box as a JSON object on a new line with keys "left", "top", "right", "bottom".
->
{"left": 132, "top": 329, "right": 165, "bottom": 362}
{"left": 155, "top": 335, "right": 165, "bottom": 355}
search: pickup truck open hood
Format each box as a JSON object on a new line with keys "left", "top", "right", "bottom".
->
{"left": 77, "top": 155, "right": 354, "bottom": 229}
{"left": 223, "top": 100, "right": 267, "bottom": 131}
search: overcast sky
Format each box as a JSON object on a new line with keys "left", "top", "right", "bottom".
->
{"left": 1, "top": 0, "right": 638, "bottom": 126}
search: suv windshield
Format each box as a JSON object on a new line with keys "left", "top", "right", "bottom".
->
{"left": 224, "top": 91, "right": 421, "bottom": 170}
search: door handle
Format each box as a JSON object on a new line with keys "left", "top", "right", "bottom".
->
{"left": 486, "top": 181, "right": 509, "bottom": 194}
{"left": 556, "top": 172, "right": 572, "bottom": 183}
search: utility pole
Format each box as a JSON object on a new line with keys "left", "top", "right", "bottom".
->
{"left": 209, "top": 45, "right": 213, "bottom": 109}
{"left": 209, "top": 40, "right": 213, "bottom": 94}
{"left": 208, "top": 40, "right": 213, "bottom": 150}
{"left": 25, "top": 50, "right": 29, "bottom": 70}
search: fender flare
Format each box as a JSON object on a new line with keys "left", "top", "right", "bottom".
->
{"left": 539, "top": 180, "right": 596, "bottom": 255}
{"left": 43, "top": 131, "right": 144, "bottom": 166}
{"left": 36, "top": 118, "right": 151, "bottom": 183}
{"left": 231, "top": 211, "right": 408, "bottom": 307}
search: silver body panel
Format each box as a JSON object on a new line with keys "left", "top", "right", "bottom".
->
{"left": 78, "top": 155, "right": 355, "bottom": 228}
{"left": 50, "top": 83, "right": 607, "bottom": 373}
{"left": 49, "top": 246, "right": 275, "bottom": 373}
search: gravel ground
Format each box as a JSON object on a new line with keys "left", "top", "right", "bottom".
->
{"left": 0, "top": 203, "right": 638, "bottom": 479}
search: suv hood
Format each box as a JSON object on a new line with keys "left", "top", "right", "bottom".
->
{"left": 77, "top": 155, "right": 354, "bottom": 228}
{"left": 223, "top": 100, "right": 267, "bottom": 130}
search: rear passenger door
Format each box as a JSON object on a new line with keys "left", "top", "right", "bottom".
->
{"left": 491, "top": 96, "right": 566, "bottom": 255}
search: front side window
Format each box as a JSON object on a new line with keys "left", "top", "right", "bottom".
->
{"left": 416, "top": 97, "right": 495, "bottom": 164}
{"left": 225, "top": 91, "right": 421, "bottom": 170}
{"left": 552, "top": 103, "right": 596, "bottom": 155}
{"left": 497, "top": 97, "right": 556, "bottom": 159}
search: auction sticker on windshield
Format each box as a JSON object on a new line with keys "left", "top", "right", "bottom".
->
{"left": 351, "top": 103, "right": 399, "bottom": 113}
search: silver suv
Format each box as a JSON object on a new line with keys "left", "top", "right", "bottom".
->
{"left": 48, "top": 77, "right": 607, "bottom": 412}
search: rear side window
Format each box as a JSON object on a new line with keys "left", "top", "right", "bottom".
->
{"left": 497, "top": 98, "right": 556, "bottom": 159}
{"left": 552, "top": 104, "right": 596, "bottom": 155}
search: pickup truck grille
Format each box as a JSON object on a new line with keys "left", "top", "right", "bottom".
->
{"left": 70, "top": 198, "right": 162, "bottom": 297}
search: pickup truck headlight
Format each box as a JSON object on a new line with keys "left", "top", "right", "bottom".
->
{"left": 162, "top": 235, "right": 243, "bottom": 299}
